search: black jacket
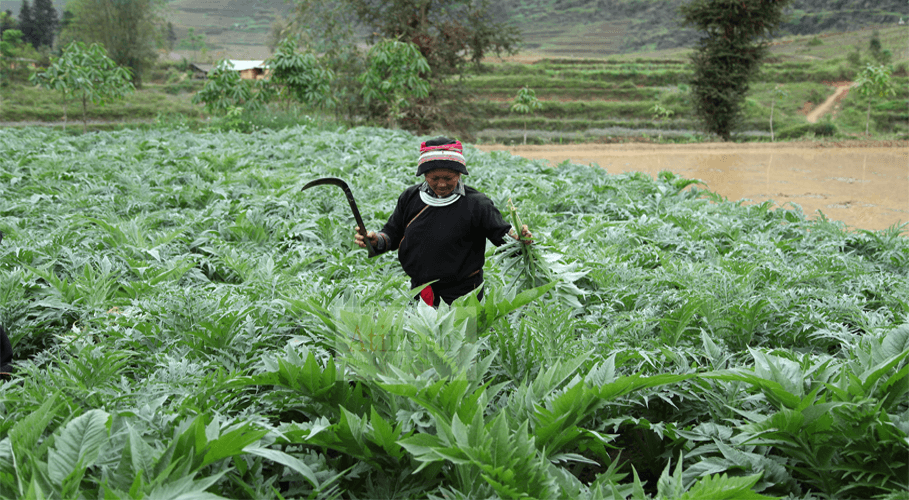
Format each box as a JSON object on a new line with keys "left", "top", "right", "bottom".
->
{"left": 0, "top": 326, "right": 11, "bottom": 374}
{"left": 377, "top": 184, "right": 511, "bottom": 287}
{"left": 0, "top": 231, "right": 12, "bottom": 374}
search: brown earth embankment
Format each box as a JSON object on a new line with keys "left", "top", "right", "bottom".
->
{"left": 476, "top": 140, "right": 909, "bottom": 233}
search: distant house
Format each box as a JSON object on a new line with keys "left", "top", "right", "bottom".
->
{"left": 190, "top": 60, "right": 270, "bottom": 80}
{"left": 189, "top": 63, "right": 209, "bottom": 79}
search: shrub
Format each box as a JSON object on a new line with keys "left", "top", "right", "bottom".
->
{"left": 776, "top": 122, "right": 838, "bottom": 139}
{"left": 806, "top": 88, "right": 826, "bottom": 104}
{"left": 846, "top": 50, "right": 863, "bottom": 68}
{"left": 811, "top": 122, "right": 837, "bottom": 136}
{"left": 162, "top": 80, "right": 202, "bottom": 95}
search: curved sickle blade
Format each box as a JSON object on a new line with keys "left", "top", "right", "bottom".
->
{"left": 302, "top": 177, "right": 377, "bottom": 258}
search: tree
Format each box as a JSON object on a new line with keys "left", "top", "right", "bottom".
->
{"left": 17, "top": 0, "right": 36, "bottom": 48}
{"left": 27, "top": 42, "right": 70, "bottom": 128}
{"left": 0, "top": 10, "right": 16, "bottom": 39}
{"left": 768, "top": 84, "right": 788, "bottom": 142}
{"left": 271, "top": 0, "right": 364, "bottom": 123}
{"left": 0, "top": 28, "right": 18, "bottom": 58}
{"left": 165, "top": 21, "right": 176, "bottom": 52}
{"left": 0, "top": 9, "right": 17, "bottom": 93}
{"left": 679, "top": 0, "right": 793, "bottom": 141}
{"left": 192, "top": 59, "right": 266, "bottom": 115}
{"left": 59, "top": 8, "right": 73, "bottom": 32}
{"left": 855, "top": 64, "right": 896, "bottom": 136}
{"left": 511, "top": 87, "right": 542, "bottom": 145}
{"left": 1, "top": 27, "right": 40, "bottom": 88}
{"left": 349, "top": 0, "right": 519, "bottom": 79}
{"left": 359, "top": 39, "right": 431, "bottom": 129}
{"left": 1, "top": 29, "right": 23, "bottom": 106}
{"left": 265, "top": 36, "right": 335, "bottom": 111}
{"left": 182, "top": 27, "right": 205, "bottom": 62}
{"left": 869, "top": 31, "right": 882, "bottom": 59}
{"left": 271, "top": 0, "right": 358, "bottom": 57}
{"left": 868, "top": 30, "right": 892, "bottom": 65}
{"left": 31, "top": 0, "right": 58, "bottom": 49}
{"left": 283, "top": 0, "right": 521, "bottom": 132}
{"left": 61, "top": 0, "right": 160, "bottom": 86}
{"left": 30, "top": 41, "right": 135, "bottom": 133}
{"left": 650, "top": 102, "right": 674, "bottom": 141}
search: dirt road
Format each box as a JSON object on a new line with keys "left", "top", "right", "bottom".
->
{"left": 476, "top": 141, "right": 909, "bottom": 233}
{"left": 807, "top": 83, "right": 853, "bottom": 123}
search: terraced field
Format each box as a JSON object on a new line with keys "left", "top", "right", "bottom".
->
{"left": 470, "top": 26, "right": 909, "bottom": 144}
{"left": 519, "top": 21, "right": 628, "bottom": 56}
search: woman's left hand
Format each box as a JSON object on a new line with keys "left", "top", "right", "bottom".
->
{"left": 511, "top": 224, "right": 533, "bottom": 245}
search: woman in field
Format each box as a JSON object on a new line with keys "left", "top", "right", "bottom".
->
{"left": 355, "top": 137, "right": 531, "bottom": 306}
{"left": 0, "top": 231, "right": 12, "bottom": 377}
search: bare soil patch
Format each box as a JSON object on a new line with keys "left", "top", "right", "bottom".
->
{"left": 807, "top": 83, "right": 853, "bottom": 123}
{"left": 476, "top": 140, "right": 909, "bottom": 233}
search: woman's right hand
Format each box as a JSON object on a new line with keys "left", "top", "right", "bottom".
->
{"left": 355, "top": 227, "right": 378, "bottom": 248}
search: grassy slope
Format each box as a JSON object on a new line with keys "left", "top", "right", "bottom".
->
{"left": 0, "top": 80, "right": 203, "bottom": 124}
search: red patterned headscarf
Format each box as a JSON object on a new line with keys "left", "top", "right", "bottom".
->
{"left": 417, "top": 137, "right": 468, "bottom": 175}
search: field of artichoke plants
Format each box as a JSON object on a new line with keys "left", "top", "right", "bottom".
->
{"left": 0, "top": 124, "right": 907, "bottom": 499}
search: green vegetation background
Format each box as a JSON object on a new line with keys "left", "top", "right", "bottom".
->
{"left": 3, "top": 24, "right": 906, "bottom": 143}
{"left": 0, "top": 124, "right": 907, "bottom": 498}
{"left": 0, "top": 3, "right": 907, "bottom": 498}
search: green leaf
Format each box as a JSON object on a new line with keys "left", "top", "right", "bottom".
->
{"left": 657, "top": 454, "right": 685, "bottom": 499}
{"left": 397, "top": 433, "right": 448, "bottom": 473}
{"left": 882, "top": 324, "right": 909, "bottom": 360}
{"left": 369, "top": 406, "right": 405, "bottom": 458}
{"left": 882, "top": 362, "right": 909, "bottom": 410}
{"left": 678, "top": 473, "right": 773, "bottom": 500}
{"left": 704, "top": 370, "right": 802, "bottom": 409}
{"left": 199, "top": 424, "right": 268, "bottom": 469}
{"left": 859, "top": 354, "right": 902, "bottom": 390}
{"left": 47, "top": 410, "right": 111, "bottom": 485}
{"left": 144, "top": 470, "right": 229, "bottom": 500}
{"left": 125, "top": 424, "right": 156, "bottom": 485}
{"left": 242, "top": 446, "right": 320, "bottom": 488}
{"left": 595, "top": 373, "right": 693, "bottom": 401}
{"left": 9, "top": 393, "right": 61, "bottom": 463}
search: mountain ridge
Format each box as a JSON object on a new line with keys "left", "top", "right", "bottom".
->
{"left": 1, "top": 0, "right": 905, "bottom": 59}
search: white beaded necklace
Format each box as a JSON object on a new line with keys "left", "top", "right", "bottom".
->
{"left": 419, "top": 190, "right": 461, "bottom": 207}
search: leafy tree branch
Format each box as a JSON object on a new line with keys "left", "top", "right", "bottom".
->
{"left": 30, "top": 41, "right": 134, "bottom": 133}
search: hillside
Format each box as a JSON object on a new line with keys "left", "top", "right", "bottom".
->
{"left": 1, "top": 0, "right": 905, "bottom": 59}
{"left": 502, "top": 0, "right": 908, "bottom": 56}
{"left": 0, "top": 0, "right": 290, "bottom": 60}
